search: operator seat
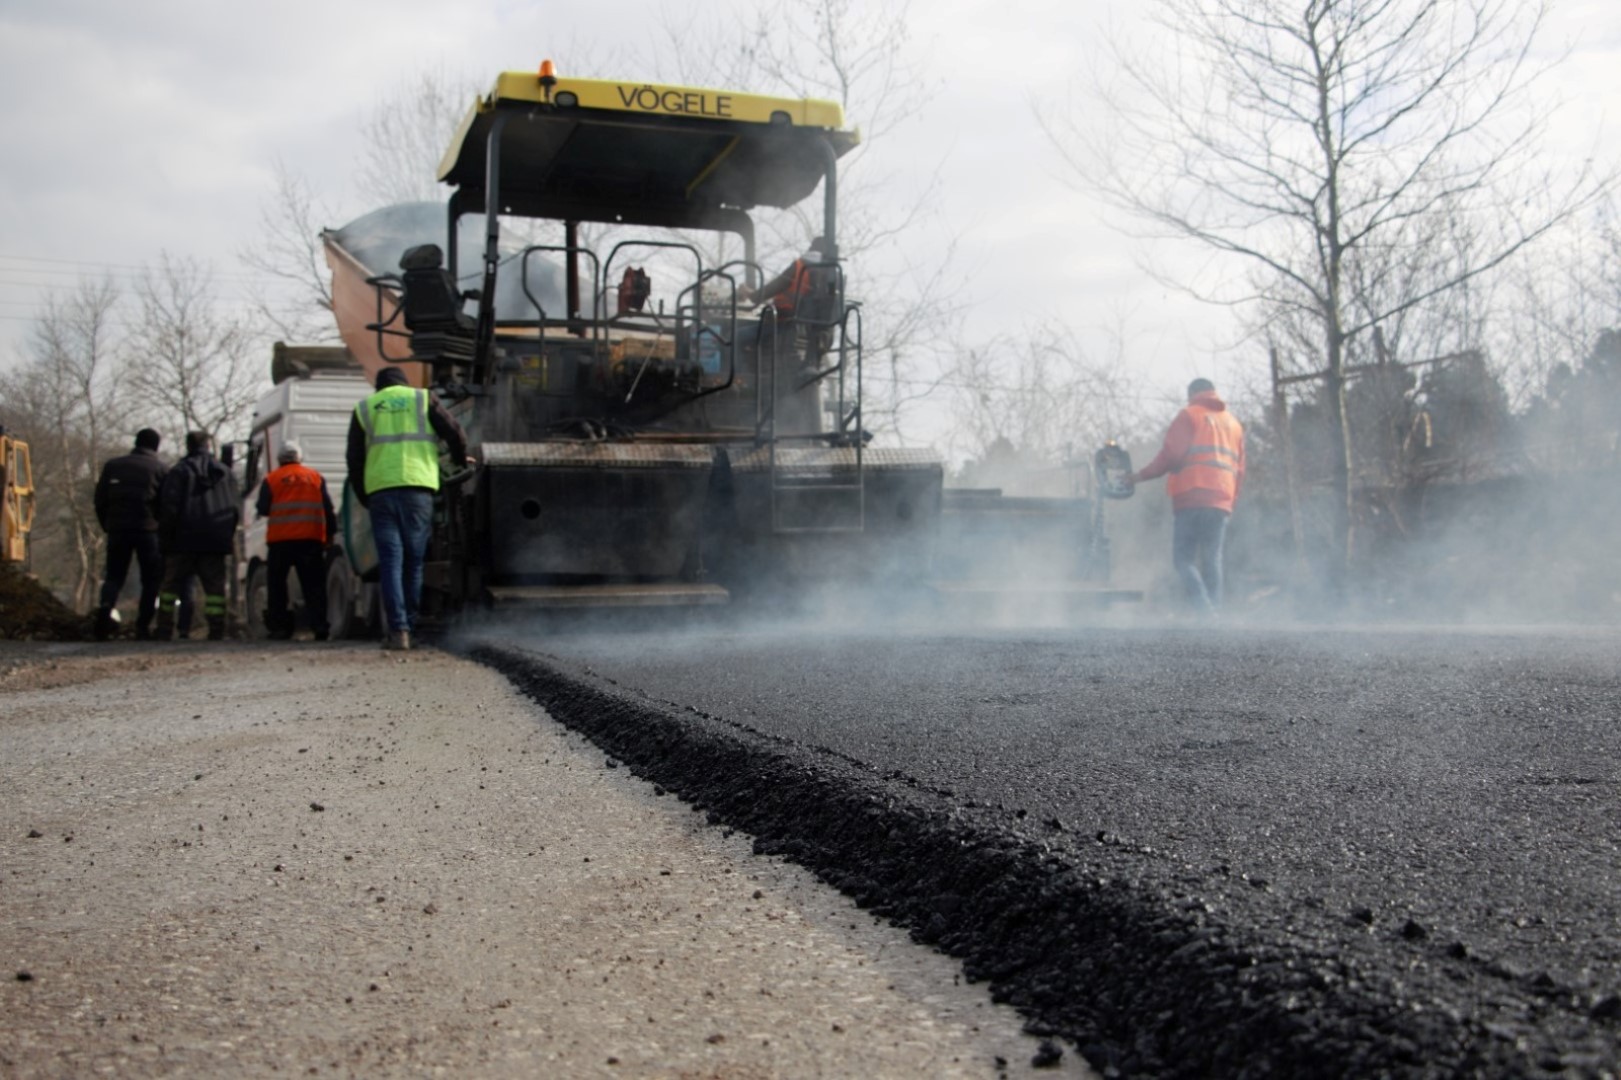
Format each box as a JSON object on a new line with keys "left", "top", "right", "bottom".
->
{"left": 398, "top": 244, "right": 476, "bottom": 365}
{"left": 399, "top": 244, "right": 475, "bottom": 333}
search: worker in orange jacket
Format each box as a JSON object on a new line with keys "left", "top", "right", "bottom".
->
{"left": 256, "top": 441, "right": 338, "bottom": 641}
{"left": 735, "top": 236, "right": 838, "bottom": 367}
{"left": 740, "top": 236, "right": 832, "bottom": 318}
{"left": 1129, "top": 378, "right": 1246, "bottom": 615}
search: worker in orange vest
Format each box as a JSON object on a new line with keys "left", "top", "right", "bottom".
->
{"left": 256, "top": 441, "right": 338, "bottom": 641}
{"left": 735, "top": 237, "right": 838, "bottom": 367}
{"left": 1129, "top": 378, "right": 1246, "bottom": 615}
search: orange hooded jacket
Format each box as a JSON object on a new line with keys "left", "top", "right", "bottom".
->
{"left": 1134, "top": 390, "right": 1245, "bottom": 513}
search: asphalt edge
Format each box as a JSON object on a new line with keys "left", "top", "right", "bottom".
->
{"left": 469, "top": 642, "right": 1513, "bottom": 1078}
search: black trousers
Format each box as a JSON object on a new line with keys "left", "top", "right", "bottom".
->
{"left": 157, "top": 552, "right": 228, "bottom": 639}
{"left": 267, "top": 540, "right": 328, "bottom": 637}
{"left": 99, "top": 529, "right": 163, "bottom": 630}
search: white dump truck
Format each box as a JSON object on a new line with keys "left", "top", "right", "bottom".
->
{"left": 237, "top": 343, "right": 379, "bottom": 638}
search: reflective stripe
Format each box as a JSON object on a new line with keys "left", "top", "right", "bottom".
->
{"left": 265, "top": 464, "right": 330, "bottom": 544}
{"left": 367, "top": 432, "right": 438, "bottom": 444}
{"left": 1168, "top": 404, "right": 1243, "bottom": 508}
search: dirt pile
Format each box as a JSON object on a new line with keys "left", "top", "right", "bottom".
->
{"left": 0, "top": 564, "right": 88, "bottom": 640}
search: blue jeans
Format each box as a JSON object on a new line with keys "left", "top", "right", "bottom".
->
{"left": 369, "top": 488, "right": 433, "bottom": 633}
{"left": 1172, "top": 507, "right": 1230, "bottom": 614}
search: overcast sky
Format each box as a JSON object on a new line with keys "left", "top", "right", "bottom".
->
{"left": 1, "top": 0, "right": 1615, "bottom": 448}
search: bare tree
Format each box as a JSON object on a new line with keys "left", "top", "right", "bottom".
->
{"left": 354, "top": 67, "right": 484, "bottom": 206}
{"left": 238, "top": 159, "right": 340, "bottom": 344}
{"left": 651, "top": 0, "right": 964, "bottom": 441}
{"left": 127, "top": 253, "right": 266, "bottom": 445}
{"left": 0, "top": 279, "right": 128, "bottom": 609}
{"left": 945, "top": 321, "right": 1150, "bottom": 493}
{"left": 1266, "top": 202, "right": 1504, "bottom": 489}
{"left": 1512, "top": 198, "right": 1621, "bottom": 472}
{"left": 238, "top": 70, "right": 483, "bottom": 344}
{"left": 1042, "top": 0, "right": 1613, "bottom": 583}
{"left": 1496, "top": 194, "right": 1621, "bottom": 412}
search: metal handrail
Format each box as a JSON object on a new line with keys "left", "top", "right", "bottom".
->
{"left": 519, "top": 244, "right": 603, "bottom": 349}
{"left": 363, "top": 273, "right": 417, "bottom": 365}
{"left": 766, "top": 291, "right": 867, "bottom": 535}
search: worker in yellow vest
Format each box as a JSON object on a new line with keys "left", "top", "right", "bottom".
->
{"left": 345, "top": 367, "right": 468, "bottom": 651}
{"left": 256, "top": 441, "right": 338, "bottom": 641}
{"left": 1128, "top": 378, "right": 1246, "bottom": 616}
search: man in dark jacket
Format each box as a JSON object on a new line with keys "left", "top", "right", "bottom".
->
{"left": 155, "top": 431, "right": 240, "bottom": 641}
{"left": 93, "top": 428, "right": 168, "bottom": 640}
{"left": 346, "top": 366, "right": 468, "bottom": 650}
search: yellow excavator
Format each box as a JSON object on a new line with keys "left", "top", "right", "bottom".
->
{"left": 1, "top": 426, "right": 35, "bottom": 565}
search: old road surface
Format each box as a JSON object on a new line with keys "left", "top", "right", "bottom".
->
{"left": 0, "top": 642, "right": 1089, "bottom": 1079}
{"left": 468, "top": 620, "right": 1621, "bottom": 1079}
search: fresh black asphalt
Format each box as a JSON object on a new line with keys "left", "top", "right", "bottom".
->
{"left": 467, "top": 621, "right": 1621, "bottom": 1078}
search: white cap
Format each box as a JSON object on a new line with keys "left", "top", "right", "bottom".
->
{"left": 277, "top": 441, "right": 302, "bottom": 463}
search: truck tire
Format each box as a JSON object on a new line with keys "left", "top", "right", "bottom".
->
{"left": 326, "top": 553, "right": 361, "bottom": 640}
{"left": 244, "top": 564, "right": 270, "bottom": 641}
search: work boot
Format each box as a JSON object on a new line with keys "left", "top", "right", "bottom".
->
{"left": 206, "top": 616, "right": 226, "bottom": 642}
{"left": 93, "top": 607, "right": 115, "bottom": 642}
{"left": 382, "top": 630, "right": 411, "bottom": 651}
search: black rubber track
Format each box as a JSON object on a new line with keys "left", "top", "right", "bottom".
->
{"left": 469, "top": 641, "right": 1617, "bottom": 1079}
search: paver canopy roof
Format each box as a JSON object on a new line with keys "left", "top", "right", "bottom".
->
{"left": 437, "top": 70, "right": 860, "bottom": 225}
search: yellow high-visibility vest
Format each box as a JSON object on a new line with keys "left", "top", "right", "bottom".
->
{"left": 356, "top": 386, "right": 440, "bottom": 493}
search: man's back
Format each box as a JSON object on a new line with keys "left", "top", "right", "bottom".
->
{"left": 96, "top": 449, "right": 167, "bottom": 533}
{"left": 161, "top": 453, "right": 239, "bottom": 553}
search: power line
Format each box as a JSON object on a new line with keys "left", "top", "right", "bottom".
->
{"left": 0, "top": 253, "right": 166, "bottom": 271}
{"left": 0, "top": 313, "right": 242, "bottom": 326}
{"left": 0, "top": 254, "right": 288, "bottom": 285}
{"left": 0, "top": 295, "right": 259, "bottom": 310}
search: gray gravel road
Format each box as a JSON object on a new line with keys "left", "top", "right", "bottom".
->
{"left": 472, "top": 620, "right": 1621, "bottom": 1078}
{"left": 0, "top": 643, "right": 1089, "bottom": 1079}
